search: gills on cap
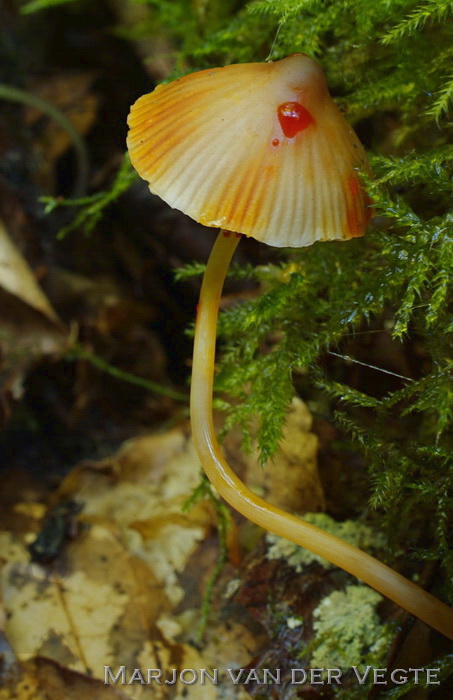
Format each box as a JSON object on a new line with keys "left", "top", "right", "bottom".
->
{"left": 127, "top": 54, "right": 371, "bottom": 248}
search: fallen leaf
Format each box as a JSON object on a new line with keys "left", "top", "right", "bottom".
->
{"left": 0, "top": 219, "right": 66, "bottom": 412}
{"left": 0, "top": 656, "right": 130, "bottom": 700}
{"left": 0, "top": 218, "right": 60, "bottom": 324}
{"left": 58, "top": 427, "right": 216, "bottom": 606}
{"left": 1, "top": 417, "right": 306, "bottom": 698}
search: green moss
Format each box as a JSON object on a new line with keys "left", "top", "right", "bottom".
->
{"left": 266, "top": 513, "right": 386, "bottom": 571}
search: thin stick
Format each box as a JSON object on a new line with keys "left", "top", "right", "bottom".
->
{"left": 0, "top": 84, "right": 89, "bottom": 198}
{"left": 190, "top": 229, "right": 453, "bottom": 639}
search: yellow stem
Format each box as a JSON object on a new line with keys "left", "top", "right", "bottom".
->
{"left": 190, "top": 229, "right": 453, "bottom": 639}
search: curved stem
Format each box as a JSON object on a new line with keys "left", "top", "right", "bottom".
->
{"left": 190, "top": 229, "right": 453, "bottom": 639}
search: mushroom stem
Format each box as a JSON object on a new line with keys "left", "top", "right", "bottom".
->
{"left": 190, "top": 229, "right": 453, "bottom": 640}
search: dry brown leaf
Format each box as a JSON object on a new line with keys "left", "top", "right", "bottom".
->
{"left": 1, "top": 533, "right": 125, "bottom": 671}
{"left": 0, "top": 219, "right": 60, "bottom": 324}
{"left": 129, "top": 503, "right": 212, "bottom": 541}
{"left": 0, "top": 656, "right": 130, "bottom": 700}
{"left": 0, "top": 427, "right": 219, "bottom": 694}
{"left": 57, "top": 428, "right": 217, "bottom": 606}
{"left": 0, "top": 219, "right": 66, "bottom": 409}
{"left": 1, "top": 412, "right": 318, "bottom": 698}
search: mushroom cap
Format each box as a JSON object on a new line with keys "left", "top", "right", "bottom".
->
{"left": 127, "top": 54, "right": 371, "bottom": 248}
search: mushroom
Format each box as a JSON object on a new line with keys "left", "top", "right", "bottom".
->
{"left": 127, "top": 54, "right": 453, "bottom": 639}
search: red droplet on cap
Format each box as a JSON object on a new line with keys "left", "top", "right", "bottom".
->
{"left": 272, "top": 138, "right": 280, "bottom": 147}
{"left": 277, "top": 102, "right": 314, "bottom": 138}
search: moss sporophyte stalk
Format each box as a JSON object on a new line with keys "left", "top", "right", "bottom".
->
{"left": 127, "top": 55, "right": 453, "bottom": 638}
